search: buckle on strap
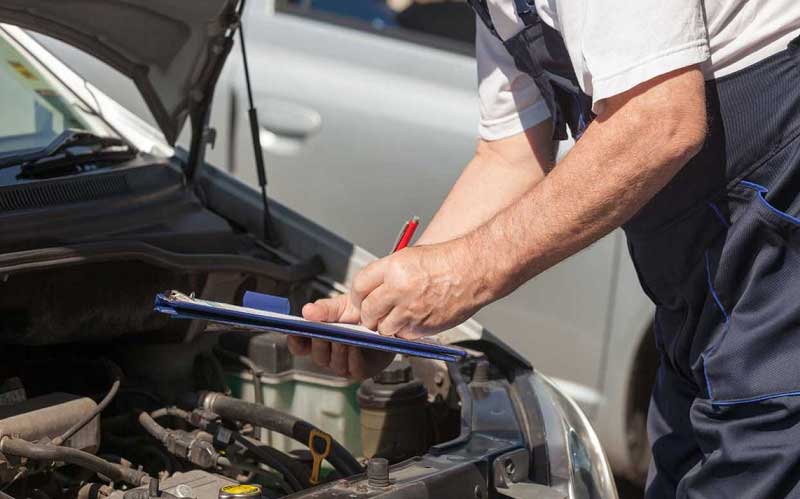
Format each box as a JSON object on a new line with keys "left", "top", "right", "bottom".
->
{"left": 512, "top": 0, "right": 538, "bottom": 25}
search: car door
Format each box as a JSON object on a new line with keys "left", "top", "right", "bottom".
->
{"left": 210, "top": 0, "right": 479, "bottom": 255}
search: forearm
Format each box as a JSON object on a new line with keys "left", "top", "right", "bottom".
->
{"left": 468, "top": 67, "right": 707, "bottom": 303}
{"left": 416, "top": 121, "right": 554, "bottom": 245}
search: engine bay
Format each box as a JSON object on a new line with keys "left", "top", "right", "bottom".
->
{"left": 0, "top": 259, "right": 470, "bottom": 499}
{"left": 0, "top": 160, "right": 555, "bottom": 499}
{"left": 0, "top": 324, "right": 468, "bottom": 499}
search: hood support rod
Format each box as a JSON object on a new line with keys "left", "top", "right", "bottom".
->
{"left": 238, "top": 0, "right": 279, "bottom": 246}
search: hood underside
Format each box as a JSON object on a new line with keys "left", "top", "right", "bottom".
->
{"left": 0, "top": 0, "right": 239, "bottom": 144}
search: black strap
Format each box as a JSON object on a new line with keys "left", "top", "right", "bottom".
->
{"left": 466, "top": 0, "right": 500, "bottom": 39}
{"left": 790, "top": 33, "right": 800, "bottom": 50}
{"left": 467, "top": 0, "right": 538, "bottom": 42}
{"left": 511, "top": 0, "right": 538, "bottom": 25}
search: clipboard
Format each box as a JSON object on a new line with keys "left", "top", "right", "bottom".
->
{"left": 154, "top": 290, "right": 468, "bottom": 363}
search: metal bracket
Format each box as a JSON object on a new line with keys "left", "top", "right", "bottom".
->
{"left": 493, "top": 449, "right": 566, "bottom": 499}
{"left": 201, "top": 127, "right": 217, "bottom": 150}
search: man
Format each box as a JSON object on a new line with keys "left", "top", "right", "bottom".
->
{"left": 289, "top": 0, "right": 800, "bottom": 496}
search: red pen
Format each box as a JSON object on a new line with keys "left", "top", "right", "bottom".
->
{"left": 391, "top": 216, "right": 420, "bottom": 253}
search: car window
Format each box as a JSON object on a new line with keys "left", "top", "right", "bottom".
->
{"left": 277, "top": 0, "right": 476, "bottom": 54}
{"left": 0, "top": 33, "right": 105, "bottom": 156}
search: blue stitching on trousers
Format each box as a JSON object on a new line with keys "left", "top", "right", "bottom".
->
{"left": 740, "top": 180, "right": 800, "bottom": 225}
{"left": 704, "top": 251, "right": 730, "bottom": 338}
{"left": 702, "top": 188, "right": 800, "bottom": 405}
{"left": 702, "top": 358, "right": 714, "bottom": 401}
{"left": 711, "top": 390, "right": 800, "bottom": 406}
{"left": 707, "top": 201, "right": 730, "bottom": 228}
{"left": 703, "top": 251, "right": 729, "bottom": 401}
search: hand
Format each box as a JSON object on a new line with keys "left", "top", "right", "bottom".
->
{"left": 352, "top": 240, "right": 489, "bottom": 339}
{"left": 287, "top": 294, "right": 395, "bottom": 380}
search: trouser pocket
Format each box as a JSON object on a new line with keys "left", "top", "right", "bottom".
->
{"left": 700, "top": 148, "right": 800, "bottom": 404}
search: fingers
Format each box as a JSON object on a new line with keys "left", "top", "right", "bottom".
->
{"left": 347, "top": 348, "right": 367, "bottom": 380}
{"left": 350, "top": 349, "right": 396, "bottom": 381}
{"left": 359, "top": 285, "right": 396, "bottom": 331}
{"left": 377, "top": 309, "right": 425, "bottom": 340}
{"left": 351, "top": 258, "right": 389, "bottom": 310}
{"left": 311, "top": 338, "right": 331, "bottom": 367}
{"left": 302, "top": 294, "right": 361, "bottom": 324}
{"left": 287, "top": 336, "right": 310, "bottom": 355}
{"left": 300, "top": 340, "right": 367, "bottom": 379}
{"left": 302, "top": 296, "right": 345, "bottom": 322}
{"left": 292, "top": 338, "right": 341, "bottom": 376}
{"left": 329, "top": 342, "right": 349, "bottom": 377}
{"left": 289, "top": 337, "right": 395, "bottom": 380}
{"left": 294, "top": 294, "right": 361, "bottom": 378}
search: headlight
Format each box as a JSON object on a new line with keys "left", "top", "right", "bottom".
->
{"left": 527, "top": 370, "right": 619, "bottom": 499}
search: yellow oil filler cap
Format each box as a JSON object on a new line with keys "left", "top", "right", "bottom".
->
{"left": 218, "top": 484, "right": 262, "bottom": 499}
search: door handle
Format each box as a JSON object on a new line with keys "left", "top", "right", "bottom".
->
{"left": 255, "top": 97, "right": 321, "bottom": 156}
{"left": 257, "top": 97, "right": 322, "bottom": 138}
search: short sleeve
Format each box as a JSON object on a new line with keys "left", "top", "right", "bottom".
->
{"left": 581, "top": 0, "right": 711, "bottom": 112}
{"left": 476, "top": 20, "right": 550, "bottom": 141}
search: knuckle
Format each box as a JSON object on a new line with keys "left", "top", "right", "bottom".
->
{"left": 386, "top": 259, "right": 406, "bottom": 279}
{"left": 387, "top": 260, "right": 416, "bottom": 290}
{"left": 351, "top": 275, "right": 368, "bottom": 298}
{"left": 376, "top": 320, "right": 397, "bottom": 337}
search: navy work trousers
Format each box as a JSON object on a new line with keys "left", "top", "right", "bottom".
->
{"left": 622, "top": 36, "right": 800, "bottom": 497}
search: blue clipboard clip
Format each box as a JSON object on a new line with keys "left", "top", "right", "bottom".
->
{"left": 154, "top": 290, "right": 468, "bottom": 363}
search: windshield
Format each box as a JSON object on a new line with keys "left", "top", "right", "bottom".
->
{"left": 0, "top": 32, "right": 113, "bottom": 158}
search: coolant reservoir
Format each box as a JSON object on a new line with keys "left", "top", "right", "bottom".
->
{"left": 357, "top": 360, "right": 429, "bottom": 462}
{"left": 221, "top": 331, "right": 363, "bottom": 461}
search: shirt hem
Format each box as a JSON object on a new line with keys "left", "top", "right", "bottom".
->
{"left": 591, "top": 41, "right": 711, "bottom": 113}
{"left": 478, "top": 100, "right": 551, "bottom": 141}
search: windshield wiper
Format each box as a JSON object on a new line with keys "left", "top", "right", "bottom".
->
{"left": 0, "top": 129, "right": 138, "bottom": 179}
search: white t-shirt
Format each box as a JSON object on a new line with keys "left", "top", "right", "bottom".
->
{"left": 477, "top": 0, "right": 800, "bottom": 141}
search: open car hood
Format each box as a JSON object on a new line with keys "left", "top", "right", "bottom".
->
{"left": 0, "top": 0, "right": 239, "bottom": 144}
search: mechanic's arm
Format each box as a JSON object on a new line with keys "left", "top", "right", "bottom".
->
{"left": 417, "top": 121, "right": 554, "bottom": 244}
{"left": 350, "top": 65, "right": 707, "bottom": 338}
{"left": 287, "top": 121, "right": 555, "bottom": 378}
{"left": 469, "top": 66, "right": 706, "bottom": 299}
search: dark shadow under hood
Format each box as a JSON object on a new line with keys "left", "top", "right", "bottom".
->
{"left": 0, "top": 0, "right": 239, "bottom": 145}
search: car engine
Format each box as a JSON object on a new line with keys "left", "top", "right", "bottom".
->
{"left": 0, "top": 259, "right": 465, "bottom": 499}
{"left": 0, "top": 336, "right": 464, "bottom": 499}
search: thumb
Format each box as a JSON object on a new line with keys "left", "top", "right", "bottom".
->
{"left": 302, "top": 294, "right": 360, "bottom": 324}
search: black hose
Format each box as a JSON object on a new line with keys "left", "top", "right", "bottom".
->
{"left": 230, "top": 432, "right": 310, "bottom": 492}
{"left": 54, "top": 363, "right": 122, "bottom": 446}
{"left": 195, "top": 392, "right": 362, "bottom": 476}
{"left": 213, "top": 347, "right": 265, "bottom": 440}
{"left": 139, "top": 411, "right": 307, "bottom": 492}
{"left": 0, "top": 437, "right": 149, "bottom": 486}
